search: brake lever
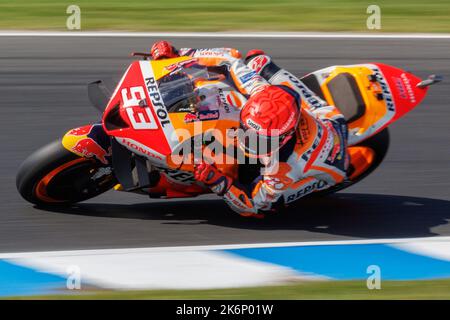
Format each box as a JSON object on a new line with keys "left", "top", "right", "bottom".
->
{"left": 131, "top": 52, "right": 152, "bottom": 60}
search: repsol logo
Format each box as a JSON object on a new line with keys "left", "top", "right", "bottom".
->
{"left": 217, "top": 88, "right": 231, "bottom": 113}
{"left": 285, "top": 180, "right": 328, "bottom": 203}
{"left": 145, "top": 77, "right": 170, "bottom": 127}
{"left": 283, "top": 72, "right": 324, "bottom": 109}
{"left": 301, "top": 124, "right": 323, "bottom": 163}
{"left": 372, "top": 70, "right": 395, "bottom": 112}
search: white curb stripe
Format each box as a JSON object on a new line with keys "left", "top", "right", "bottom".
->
{"left": 7, "top": 250, "right": 318, "bottom": 290}
{"left": 1, "top": 236, "right": 449, "bottom": 291}
{"left": 1, "top": 236, "right": 450, "bottom": 259}
{"left": 392, "top": 241, "right": 450, "bottom": 262}
{"left": 0, "top": 31, "right": 450, "bottom": 39}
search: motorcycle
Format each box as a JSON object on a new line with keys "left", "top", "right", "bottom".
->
{"left": 16, "top": 51, "right": 442, "bottom": 210}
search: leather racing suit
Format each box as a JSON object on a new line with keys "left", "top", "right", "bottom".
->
{"left": 162, "top": 46, "right": 349, "bottom": 216}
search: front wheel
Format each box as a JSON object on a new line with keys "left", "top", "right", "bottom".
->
{"left": 16, "top": 140, "right": 117, "bottom": 206}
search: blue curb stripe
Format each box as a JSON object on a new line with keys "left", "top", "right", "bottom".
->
{"left": 224, "top": 244, "right": 450, "bottom": 280}
{"left": 0, "top": 260, "right": 67, "bottom": 297}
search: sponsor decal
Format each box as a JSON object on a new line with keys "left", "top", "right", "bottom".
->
{"left": 184, "top": 110, "right": 220, "bottom": 123}
{"left": 183, "top": 112, "right": 199, "bottom": 123}
{"left": 217, "top": 88, "right": 231, "bottom": 113}
{"left": 249, "top": 55, "right": 269, "bottom": 73}
{"left": 224, "top": 191, "right": 251, "bottom": 212}
{"left": 282, "top": 72, "right": 324, "bottom": 109}
{"left": 226, "top": 91, "right": 243, "bottom": 108}
{"left": 240, "top": 71, "right": 256, "bottom": 84}
{"left": 121, "top": 86, "right": 158, "bottom": 130}
{"left": 393, "top": 77, "right": 408, "bottom": 100}
{"left": 164, "top": 58, "right": 198, "bottom": 74}
{"left": 140, "top": 61, "right": 178, "bottom": 151}
{"left": 322, "top": 120, "right": 344, "bottom": 163}
{"left": 72, "top": 138, "right": 110, "bottom": 164}
{"left": 371, "top": 68, "right": 395, "bottom": 112}
{"left": 174, "top": 106, "right": 194, "bottom": 113}
{"left": 68, "top": 125, "right": 93, "bottom": 136}
{"left": 91, "top": 167, "right": 112, "bottom": 181}
{"left": 394, "top": 75, "right": 416, "bottom": 104}
{"left": 195, "top": 49, "right": 222, "bottom": 57}
{"left": 298, "top": 117, "right": 311, "bottom": 146}
{"left": 400, "top": 73, "right": 416, "bottom": 104}
{"left": 67, "top": 124, "right": 111, "bottom": 164}
{"left": 285, "top": 180, "right": 328, "bottom": 203}
{"left": 328, "top": 136, "right": 342, "bottom": 162}
{"left": 264, "top": 177, "right": 285, "bottom": 191}
{"left": 246, "top": 118, "right": 262, "bottom": 131}
{"left": 154, "top": 166, "right": 195, "bottom": 184}
{"left": 177, "top": 48, "right": 195, "bottom": 56}
{"left": 320, "top": 134, "right": 334, "bottom": 160}
{"left": 144, "top": 77, "right": 171, "bottom": 128}
{"left": 120, "top": 138, "right": 163, "bottom": 161}
{"left": 279, "top": 112, "right": 296, "bottom": 132}
{"left": 301, "top": 124, "right": 323, "bottom": 163}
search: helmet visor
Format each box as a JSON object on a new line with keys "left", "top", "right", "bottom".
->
{"left": 238, "top": 126, "right": 294, "bottom": 157}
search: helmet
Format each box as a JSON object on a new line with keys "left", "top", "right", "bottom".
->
{"left": 239, "top": 85, "right": 300, "bottom": 157}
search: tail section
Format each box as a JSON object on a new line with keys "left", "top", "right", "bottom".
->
{"left": 302, "top": 63, "right": 439, "bottom": 145}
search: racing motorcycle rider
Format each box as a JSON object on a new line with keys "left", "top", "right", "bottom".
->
{"left": 150, "top": 41, "right": 349, "bottom": 218}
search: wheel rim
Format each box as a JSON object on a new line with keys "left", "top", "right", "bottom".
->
{"left": 347, "top": 146, "right": 375, "bottom": 180}
{"left": 35, "top": 158, "right": 115, "bottom": 203}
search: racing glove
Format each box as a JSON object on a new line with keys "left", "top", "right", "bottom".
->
{"left": 150, "top": 41, "right": 179, "bottom": 60}
{"left": 194, "top": 162, "right": 232, "bottom": 196}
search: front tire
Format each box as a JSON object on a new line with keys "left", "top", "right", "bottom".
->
{"left": 16, "top": 140, "right": 116, "bottom": 206}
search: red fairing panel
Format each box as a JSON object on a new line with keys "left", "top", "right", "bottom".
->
{"left": 102, "top": 61, "right": 177, "bottom": 165}
{"left": 375, "top": 63, "right": 428, "bottom": 122}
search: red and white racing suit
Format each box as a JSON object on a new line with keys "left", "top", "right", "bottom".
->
{"left": 177, "top": 47, "right": 349, "bottom": 216}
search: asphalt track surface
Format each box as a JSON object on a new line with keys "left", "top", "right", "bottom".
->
{"left": 0, "top": 36, "right": 449, "bottom": 253}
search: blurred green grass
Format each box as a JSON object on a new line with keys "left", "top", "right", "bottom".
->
{"left": 0, "top": 0, "right": 449, "bottom": 32}
{"left": 11, "top": 279, "right": 450, "bottom": 299}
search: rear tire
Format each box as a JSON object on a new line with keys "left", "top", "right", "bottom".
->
{"left": 16, "top": 140, "right": 116, "bottom": 206}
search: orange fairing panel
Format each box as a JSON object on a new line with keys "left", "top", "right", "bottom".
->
{"left": 317, "top": 63, "right": 427, "bottom": 144}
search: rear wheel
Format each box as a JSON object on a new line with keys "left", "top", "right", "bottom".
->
{"left": 313, "top": 127, "right": 390, "bottom": 196}
{"left": 16, "top": 140, "right": 117, "bottom": 206}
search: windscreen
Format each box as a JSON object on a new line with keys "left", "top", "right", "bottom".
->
{"left": 158, "top": 65, "right": 221, "bottom": 113}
